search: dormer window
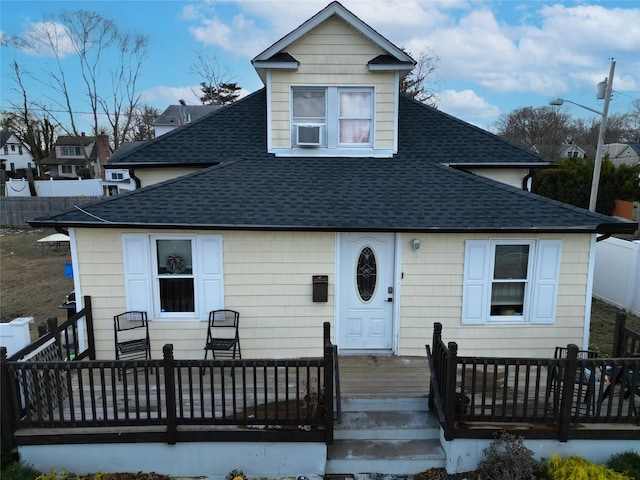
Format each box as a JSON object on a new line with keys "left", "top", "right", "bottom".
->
{"left": 339, "top": 90, "right": 372, "bottom": 144}
{"left": 291, "top": 86, "right": 373, "bottom": 150}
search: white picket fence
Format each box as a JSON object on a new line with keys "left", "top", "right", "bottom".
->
{"left": 593, "top": 237, "right": 640, "bottom": 316}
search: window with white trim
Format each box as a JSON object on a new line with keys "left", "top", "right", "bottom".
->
{"left": 462, "top": 239, "right": 562, "bottom": 325}
{"left": 122, "top": 234, "right": 224, "bottom": 320}
{"left": 291, "top": 86, "right": 373, "bottom": 148}
{"left": 59, "top": 146, "right": 83, "bottom": 157}
{"left": 60, "top": 165, "right": 75, "bottom": 174}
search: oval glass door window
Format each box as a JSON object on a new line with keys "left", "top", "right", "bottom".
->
{"left": 356, "top": 246, "right": 377, "bottom": 302}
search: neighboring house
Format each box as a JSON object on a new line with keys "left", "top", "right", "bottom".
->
{"left": 31, "top": 2, "right": 637, "bottom": 362}
{"left": 42, "top": 134, "right": 112, "bottom": 180}
{"left": 154, "top": 103, "right": 220, "bottom": 138}
{"left": 102, "top": 141, "right": 143, "bottom": 195}
{"left": 560, "top": 143, "right": 588, "bottom": 159}
{"left": 604, "top": 142, "right": 640, "bottom": 167}
{"left": 106, "top": 105, "right": 221, "bottom": 187}
{"left": 0, "top": 131, "right": 36, "bottom": 175}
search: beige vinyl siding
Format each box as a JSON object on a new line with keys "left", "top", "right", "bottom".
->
{"left": 73, "top": 227, "right": 592, "bottom": 361}
{"left": 269, "top": 16, "right": 397, "bottom": 150}
{"left": 135, "top": 167, "right": 202, "bottom": 188}
{"left": 398, "top": 233, "right": 592, "bottom": 358}
{"left": 73, "top": 229, "right": 335, "bottom": 360}
{"left": 465, "top": 168, "right": 530, "bottom": 189}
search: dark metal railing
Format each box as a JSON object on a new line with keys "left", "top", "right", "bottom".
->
{"left": 613, "top": 311, "right": 640, "bottom": 358}
{"left": 427, "top": 322, "right": 640, "bottom": 441}
{"left": 1, "top": 320, "right": 335, "bottom": 449}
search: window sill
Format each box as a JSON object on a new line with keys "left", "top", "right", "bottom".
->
{"left": 272, "top": 146, "right": 395, "bottom": 158}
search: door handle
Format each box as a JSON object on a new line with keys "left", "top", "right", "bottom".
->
{"left": 386, "top": 298, "right": 393, "bottom": 302}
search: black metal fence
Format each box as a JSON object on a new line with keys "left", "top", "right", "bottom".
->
{"left": 427, "top": 319, "right": 640, "bottom": 441}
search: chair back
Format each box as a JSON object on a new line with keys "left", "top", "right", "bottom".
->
{"left": 115, "top": 311, "right": 148, "bottom": 332}
{"left": 208, "top": 309, "right": 239, "bottom": 332}
{"left": 554, "top": 346, "right": 598, "bottom": 360}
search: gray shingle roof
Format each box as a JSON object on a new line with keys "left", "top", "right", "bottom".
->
{"left": 32, "top": 154, "right": 634, "bottom": 234}
{"left": 105, "top": 90, "right": 267, "bottom": 167}
{"left": 31, "top": 89, "right": 636, "bottom": 234}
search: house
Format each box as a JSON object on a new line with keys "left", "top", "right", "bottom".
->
{"left": 41, "top": 134, "right": 111, "bottom": 180}
{"left": 604, "top": 142, "right": 640, "bottom": 167}
{"left": 559, "top": 142, "right": 588, "bottom": 160}
{"left": 101, "top": 141, "right": 143, "bottom": 195}
{"left": 0, "top": 131, "right": 36, "bottom": 176}
{"left": 31, "top": 2, "right": 637, "bottom": 362}
{"left": 153, "top": 103, "right": 220, "bottom": 138}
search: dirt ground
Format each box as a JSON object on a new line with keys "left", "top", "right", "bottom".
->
{"left": 1, "top": 228, "right": 639, "bottom": 351}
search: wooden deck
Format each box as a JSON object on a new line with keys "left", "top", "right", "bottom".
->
{"left": 338, "top": 355, "right": 430, "bottom": 398}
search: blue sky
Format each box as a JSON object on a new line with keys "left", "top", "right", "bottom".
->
{"left": 1, "top": 0, "right": 639, "bottom": 133}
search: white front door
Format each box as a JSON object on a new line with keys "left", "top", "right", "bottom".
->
{"left": 338, "top": 232, "right": 396, "bottom": 352}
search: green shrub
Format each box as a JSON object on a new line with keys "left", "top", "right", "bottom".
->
{"left": 608, "top": 451, "right": 640, "bottom": 480}
{"left": 2, "top": 462, "right": 41, "bottom": 480}
{"left": 544, "top": 454, "right": 630, "bottom": 479}
{"left": 477, "top": 430, "right": 541, "bottom": 480}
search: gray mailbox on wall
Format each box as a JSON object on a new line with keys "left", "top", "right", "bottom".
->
{"left": 312, "top": 275, "right": 328, "bottom": 302}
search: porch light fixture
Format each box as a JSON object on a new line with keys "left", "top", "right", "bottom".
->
{"left": 549, "top": 59, "right": 616, "bottom": 212}
{"left": 412, "top": 238, "right": 421, "bottom": 252}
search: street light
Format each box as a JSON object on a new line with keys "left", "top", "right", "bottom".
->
{"left": 549, "top": 59, "right": 616, "bottom": 212}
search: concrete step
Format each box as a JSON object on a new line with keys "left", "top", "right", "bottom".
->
{"left": 326, "top": 438, "right": 445, "bottom": 475}
{"left": 338, "top": 396, "right": 429, "bottom": 413}
{"left": 335, "top": 410, "right": 440, "bottom": 440}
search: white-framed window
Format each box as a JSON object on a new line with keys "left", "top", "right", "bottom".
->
{"left": 122, "top": 233, "right": 224, "bottom": 321}
{"left": 462, "top": 239, "right": 562, "bottom": 325}
{"left": 60, "top": 165, "right": 75, "bottom": 174}
{"left": 291, "top": 86, "right": 373, "bottom": 148}
{"left": 18, "top": 146, "right": 23, "bottom": 155}
{"left": 59, "top": 146, "right": 83, "bottom": 157}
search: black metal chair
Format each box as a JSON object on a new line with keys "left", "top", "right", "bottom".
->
{"left": 547, "top": 346, "right": 598, "bottom": 415}
{"left": 204, "top": 310, "right": 241, "bottom": 360}
{"left": 114, "top": 311, "right": 151, "bottom": 380}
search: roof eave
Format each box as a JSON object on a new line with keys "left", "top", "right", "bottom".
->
{"left": 27, "top": 219, "right": 638, "bottom": 236}
{"left": 252, "top": 61, "right": 299, "bottom": 70}
{"left": 104, "top": 161, "right": 220, "bottom": 169}
{"left": 449, "top": 162, "right": 553, "bottom": 169}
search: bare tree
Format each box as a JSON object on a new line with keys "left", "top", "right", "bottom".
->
{"left": 98, "top": 32, "right": 149, "bottom": 148}
{"left": 399, "top": 47, "right": 439, "bottom": 106}
{"left": 190, "top": 50, "right": 240, "bottom": 105}
{"left": 494, "top": 106, "right": 572, "bottom": 159}
{"left": 12, "top": 10, "right": 149, "bottom": 174}
{"left": 2, "top": 61, "right": 57, "bottom": 171}
{"left": 127, "top": 104, "right": 160, "bottom": 142}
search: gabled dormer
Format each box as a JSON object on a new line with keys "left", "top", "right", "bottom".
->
{"left": 252, "top": 1, "right": 414, "bottom": 158}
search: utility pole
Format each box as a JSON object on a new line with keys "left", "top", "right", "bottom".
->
{"left": 589, "top": 59, "right": 615, "bottom": 212}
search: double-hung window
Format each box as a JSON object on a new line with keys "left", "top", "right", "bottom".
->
{"left": 291, "top": 86, "right": 373, "bottom": 149}
{"left": 122, "top": 234, "right": 224, "bottom": 320}
{"left": 339, "top": 90, "right": 372, "bottom": 145}
{"left": 462, "top": 239, "right": 562, "bottom": 325}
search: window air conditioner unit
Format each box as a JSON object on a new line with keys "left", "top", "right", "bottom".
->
{"left": 295, "top": 124, "right": 324, "bottom": 147}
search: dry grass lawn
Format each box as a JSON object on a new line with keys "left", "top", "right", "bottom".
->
{"left": 1, "top": 228, "right": 639, "bottom": 354}
{"left": 1, "top": 227, "right": 74, "bottom": 336}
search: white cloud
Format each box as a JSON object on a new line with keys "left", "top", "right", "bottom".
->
{"left": 140, "top": 84, "right": 252, "bottom": 108}
{"left": 439, "top": 89, "right": 500, "bottom": 122}
{"left": 22, "top": 21, "right": 75, "bottom": 57}
{"left": 140, "top": 85, "right": 202, "bottom": 107}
